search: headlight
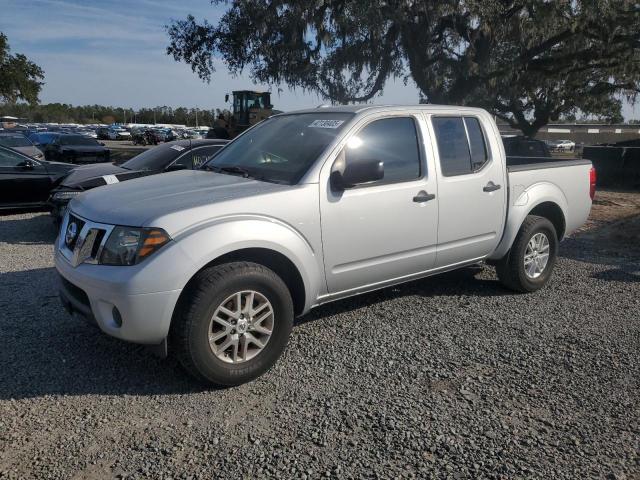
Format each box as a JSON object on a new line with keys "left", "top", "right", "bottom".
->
{"left": 100, "top": 227, "right": 171, "bottom": 266}
{"left": 52, "top": 190, "right": 82, "bottom": 201}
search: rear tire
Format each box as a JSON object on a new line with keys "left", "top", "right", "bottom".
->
{"left": 495, "top": 215, "right": 558, "bottom": 293}
{"left": 170, "top": 262, "right": 294, "bottom": 386}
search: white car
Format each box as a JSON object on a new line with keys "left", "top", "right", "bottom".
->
{"left": 555, "top": 139, "right": 575, "bottom": 152}
{"left": 107, "top": 128, "right": 131, "bottom": 140}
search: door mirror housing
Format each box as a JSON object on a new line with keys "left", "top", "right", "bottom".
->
{"left": 331, "top": 157, "right": 384, "bottom": 190}
{"left": 166, "top": 163, "right": 188, "bottom": 172}
{"left": 17, "top": 159, "right": 36, "bottom": 169}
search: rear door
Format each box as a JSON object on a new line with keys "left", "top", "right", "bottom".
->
{"left": 428, "top": 114, "right": 507, "bottom": 267}
{"left": 0, "top": 148, "right": 51, "bottom": 207}
{"left": 320, "top": 113, "right": 439, "bottom": 293}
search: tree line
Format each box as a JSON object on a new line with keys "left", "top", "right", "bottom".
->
{"left": 0, "top": 103, "right": 229, "bottom": 126}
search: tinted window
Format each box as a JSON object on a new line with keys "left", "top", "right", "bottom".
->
{"left": 122, "top": 143, "right": 183, "bottom": 171}
{"left": 465, "top": 117, "right": 488, "bottom": 170}
{"left": 31, "top": 133, "right": 59, "bottom": 145}
{"left": 432, "top": 117, "right": 472, "bottom": 176}
{"left": 345, "top": 117, "right": 421, "bottom": 183}
{"left": 0, "top": 135, "right": 32, "bottom": 147}
{"left": 0, "top": 147, "right": 28, "bottom": 166}
{"left": 205, "top": 113, "right": 353, "bottom": 184}
{"left": 59, "top": 135, "right": 98, "bottom": 146}
{"left": 189, "top": 145, "right": 223, "bottom": 168}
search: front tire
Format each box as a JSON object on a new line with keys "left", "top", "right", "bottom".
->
{"left": 170, "top": 262, "right": 294, "bottom": 386}
{"left": 495, "top": 215, "right": 558, "bottom": 293}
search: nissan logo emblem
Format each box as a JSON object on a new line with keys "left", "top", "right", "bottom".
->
{"left": 65, "top": 222, "right": 78, "bottom": 246}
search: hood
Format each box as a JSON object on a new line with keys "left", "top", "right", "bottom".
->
{"left": 59, "top": 163, "right": 143, "bottom": 189}
{"left": 70, "top": 170, "right": 290, "bottom": 228}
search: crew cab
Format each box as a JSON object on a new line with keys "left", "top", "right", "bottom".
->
{"left": 55, "top": 105, "right": 595, "bottom": 386}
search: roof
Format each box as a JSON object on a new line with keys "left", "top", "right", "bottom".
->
{"left": 168, "top": 139, "right": 230, "bottom": 148}
{"left": 282, "top": 104, "right": 489, "bottom": 115}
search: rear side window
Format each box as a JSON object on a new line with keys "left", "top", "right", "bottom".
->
{"left": 432, "top": 116, "right": 489, "bottom": 176}
{"left": 346, "top": 117, "right": 421, "bottom": 184}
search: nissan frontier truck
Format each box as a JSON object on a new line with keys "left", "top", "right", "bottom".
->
{"left": 56, "top": 105, "right": 595, "bottom": 386}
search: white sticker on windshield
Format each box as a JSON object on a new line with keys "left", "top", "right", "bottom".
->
{"left": 170, "top": 145, "right": 186, "bottom": 151}
{"left": 308, "top": 120, "right": 344, "bottom": 129}
{"left": 102, "top": 174, "right": 119, "bottom": 185}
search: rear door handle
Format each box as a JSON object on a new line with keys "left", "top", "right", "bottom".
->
{"left": 483, "top": 181, "right": 501, "bottom": 192}
{"left": 413, "top": 191, "right": 436, "bottom": 202}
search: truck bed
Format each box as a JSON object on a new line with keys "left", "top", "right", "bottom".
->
{"left": 506, "top": 156, "right": 592, "bottom": 172}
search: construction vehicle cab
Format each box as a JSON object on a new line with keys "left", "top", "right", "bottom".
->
{"left": 216, "top": 90, "right": 273, "bottom": 138}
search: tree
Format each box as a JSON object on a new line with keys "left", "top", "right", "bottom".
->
{"left": 167, "top": 1, "right": 640, "bottom": 136}
{"left": 0, "top": 32, "right": 44, "bottom": 105}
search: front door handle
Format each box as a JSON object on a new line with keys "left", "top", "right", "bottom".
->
{"left": 483, "top": 181, "right": 501, "bottom": 192}
{"left": 413, "top": 191, "right": 436, "bottom": 203}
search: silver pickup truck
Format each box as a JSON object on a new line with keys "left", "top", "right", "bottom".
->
{"left": 56, "top": 105, "right": 595, "bottom": 386}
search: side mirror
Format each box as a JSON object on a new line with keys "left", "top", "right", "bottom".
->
{"left": 224, "top": 94, "right": 229, "bottom": 103}
{"left": 166, "top": 163, "right": 188, "bottom": 172}
{"left": 17, "top": 159, "right": 36, "bottom": 169}
{"left": 331, "top": 158, "right": 384, "bottom": 190}
{"left": 100, "top": 142, "right": 106, "bottom": 146}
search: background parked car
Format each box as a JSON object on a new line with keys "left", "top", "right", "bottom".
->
{"left": 0, "top": 133, "right": 45, "bottom": 160}
{"left": 502, "top": 136, "right": 551, "bottom": 157}
{"left": 48, "top": 139, "right": 228, "bottom": 221}
{"left": 96, "top": 127, "right": 110, "bottom": 140}
{"left": 555, "top": 139, "right": 576, "bottom": 152}
{"left": 43, "top": 134, "right": 110, "bottom": 164}
{"left": 28, "top": 132, "right": 61, "bottom": 150}
{"left": 107, "top": 127, "right": 131, "bottom": 140}
{"left": 0, "top": 144, "right": 74, "bottom": 210}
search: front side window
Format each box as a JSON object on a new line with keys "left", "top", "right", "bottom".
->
{"left": 204, "top": 113, "right": 353, "bottom": 184}
{"left": 345, "top": 117, "right": 421, "bottom": 184}
{"left": 0, "top": 147, "right": 29, "bottom": 167}
{"left": 188, "top": 145, "right": 223, "bottom": 168}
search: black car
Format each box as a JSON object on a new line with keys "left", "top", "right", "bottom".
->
{"left": 43, "top": 134, "right": 110, "bottom": 164}
{"left": 502, "top": 135, "right": 551, "bottom": 157}
{"left": 49, "top": 139, "right": 229, "bottom": 221}
{"left": 0, "top": 145, "right": 75, "bottom": 211}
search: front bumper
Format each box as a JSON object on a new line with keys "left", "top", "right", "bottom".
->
{"left": 56, "top": 253, "right": 182, "bottom": 345}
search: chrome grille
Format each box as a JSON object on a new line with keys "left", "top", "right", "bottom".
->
{"left": 58, "top": 211, "right": 114, "bottom": 267}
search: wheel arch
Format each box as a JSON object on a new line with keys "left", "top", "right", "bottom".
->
{"left": 179, "top": 247, "right": 307, "bottom": 317}
{"left": 489, "top": 182, "right": 568, "bottom": 260}
{"left": 169, "top": 218, "right": 323, "bottom": 319}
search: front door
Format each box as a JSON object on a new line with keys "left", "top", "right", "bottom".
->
{"left": 320, "top": 114, "right": 439, "bottom": 294}
{"left": 0, "top": 148, "right": 51, "bottom": 207}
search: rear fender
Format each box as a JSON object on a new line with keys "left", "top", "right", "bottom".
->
{"left": 489, "top": 181, "right": 568, "bottom": 260}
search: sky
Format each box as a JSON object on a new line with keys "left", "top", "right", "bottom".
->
{"left": 1, "top": 0, "right": 638, "bottom": 119}
{"left": 0, "top": 0, "right": 419, "bottom": 112}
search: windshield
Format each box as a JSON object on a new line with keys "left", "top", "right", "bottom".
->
{"left": 0, "top": 135, "right": 32, "bottom": 147}
{"left": 122, "top": 143, "right": 185, "bottom": 171}
{"left": 203, "top": 113, "right": 353, "bottom": 184}
{"left": 60, "top": 135, "right": 99, "bottom": 146}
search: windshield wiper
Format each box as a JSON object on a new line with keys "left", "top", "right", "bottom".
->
{"left": 202, "top": 164, "right": 289, "bottom": 185}
{"left": 203, "top": 165, "right": 252, "bottom": 178}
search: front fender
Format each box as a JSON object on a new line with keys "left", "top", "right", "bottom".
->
{"left": 172, "top": 215, "right": 323, "bottom": 313}
{"left": 489, "top": 181, "right": 568, "bottom": 260}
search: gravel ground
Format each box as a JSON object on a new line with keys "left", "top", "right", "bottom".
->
{"left": 0, "top": 210, "right": 638, "bottom": 479}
